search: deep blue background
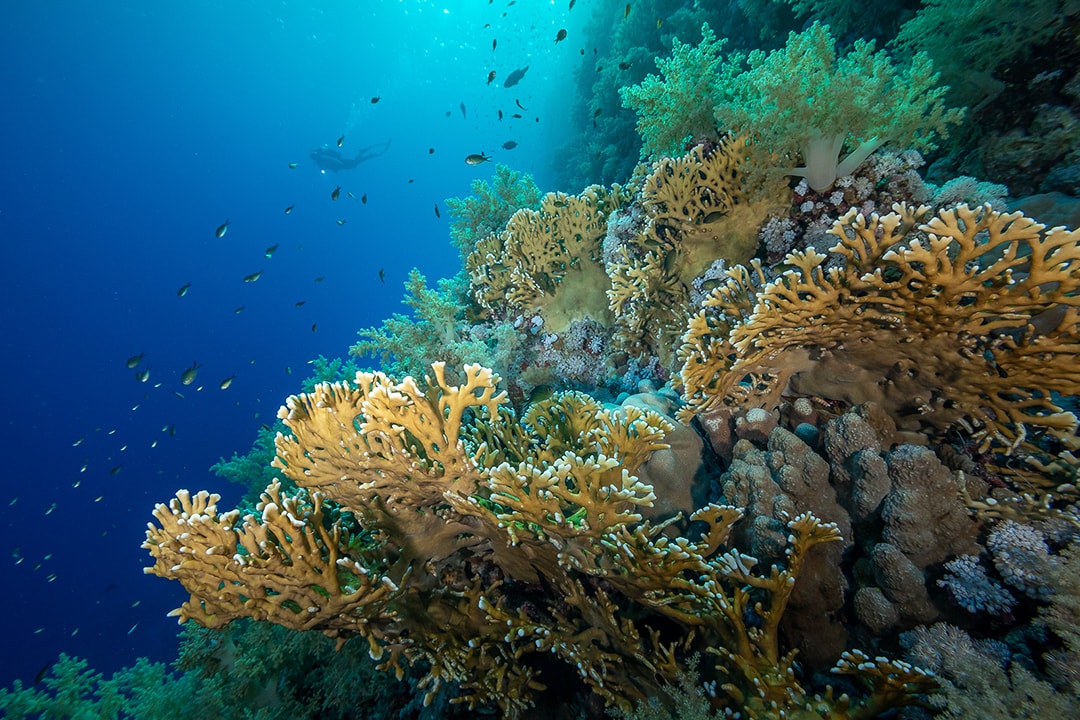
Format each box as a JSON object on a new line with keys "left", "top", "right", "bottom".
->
{"left": 0, "top": 0, "right": 590, "bottom": 688}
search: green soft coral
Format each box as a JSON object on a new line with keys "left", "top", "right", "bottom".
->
{"left": 445, "top": 164, "right": 541, "bottom": 260}
{"left": 618, "top": 24, "right": 736, "bottom": 161}
{"left": 351, "top": 270, "right": 518, "bottom": 384}
{"left": 723, "top": 21, "right": 963, "bottom": 191}
{"left": 622, "top": 21, "right": 963, "bottom": 192}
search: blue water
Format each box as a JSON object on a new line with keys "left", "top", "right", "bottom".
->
{"left": 0, "top": 0, "right": 587, "bottom": 690}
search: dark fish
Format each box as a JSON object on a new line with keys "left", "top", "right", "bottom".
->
{"left": 445, "top": 110, "right": 451, "bottom": 117}
{"left": 512, "top": 113, "right": 522, "bottom": 118}
{"left": 555, "top": 29, "right": 567, "bottom": 43}
{"left": 110, "top": 465, "right": 122, "bottom": 476}
{"left": 580, "top": 48, "right": 585, "bottom": 55}
{"left": 492, "top": 38, "right": 497, "bottom": 51}
{"left": 569, "top": 0, "right": 576, "bottom": 8}
{"left": 180, "top": 361, "right": 202, "bottom": 385}
{"left": 378, "top": 268, "right": 385, "bottom": 283}
{"left": 408, "top": 178, "right": 414, "bottom": 183}
{"left": 428, "top": 147, "right": 435, "bottom": 154}
{"left": 34, "top": 660, "right": 54, "bottom": 684}
{"left": 126, "top": 352, "right": 145, "bottom": 369}
{"left": 264, "top": 243, "right": 279, "bottom": 258}
{"left": 361, "top": 193, "right": 367, "bottom": 204}
{"left": 314, "top": 276, "right": 325, "bottom": 282}
{"left": 177, "top": 282, "right": 191, "bottom": 297}
{"left": 503, "top": 66, "right": 529, "bottom": 87}
{"left": 619, "top": 61, "right": 631, "bottom": 70}
{"left": 234, "top": 306, "right": 245, "bottom": 313}
{"left": 657, "top": 18, "right": 663, "bottom": 29}
{"left": 434, "top": 203, "right": 441, "bottom": 218}
{"left": 331, "top": 185, "right": 341, "bottom": 201}
{"left": 288, "top": 162, "right": 298, "bottom": 169}
{"left": 295, "top": 300, "right": 306, "bottom": 307}
{"left": 487, "top": 70, "right": 496, "bottom": 85}
{"left": 337, "top": 134, "right": 344, "bottom": 147}
{"left": 515, "top": 98, "right": 527, "bottom": 110}
{"left": 502, "top": 141, "right": 518, "bottom": 149}
{"left": 593, "top": 107, "right": 603, "bottom": 118}
{"left": 465, "top": 152, "right": 491, "bottom": 165}
{"left": 498, "top": 109, "right": 504, "bottom": 120}
{"left": 284, "top": 204, "right": 295, "bottom": 214}
{"left": 370, "top": 95, "right": 380, "bottom": 103}
{"left": 215, "top": 219, "right": 230, "bottom": 238}
{"left": 312, "top": 323, "right": 317, "bottom": 332}
{"left": 624, "top": 3, "right": 631, "bottom": 18}
{"left": 460, "top": 101, "right": 467, "bottom": 119}
{"left": 243, "top": 271, "right": 263, "bottom": 282}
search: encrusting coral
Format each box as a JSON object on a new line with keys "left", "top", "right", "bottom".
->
{"left": 677, "top": 202, "right": 1080, "bottom": 455}
{"left": 144, "top": 362, "right": 933, "bottom": 717}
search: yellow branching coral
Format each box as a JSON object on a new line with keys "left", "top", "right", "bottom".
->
{"left": 677, "top": 203, "right": 1080, "bottom": 453}
{"left": 146, "top": 363, "right": 931, "bottom": 717}
{"left": 606, "top": 138, "right": 783, "bottom": 366}
{"left": 466, "top": 186, "right": 624, "bottom": 332}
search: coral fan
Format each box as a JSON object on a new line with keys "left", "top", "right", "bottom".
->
{"left": 677, "top": 203, "right": 1080, "bottom": 454}
{"left": 144, "top": 363, "right": 931, "bottom": 717}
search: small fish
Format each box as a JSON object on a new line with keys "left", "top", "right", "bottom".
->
{"left": 434, "top": 203, "right": 441, "bottom": 218}
{"left": 593, "top": 107, "right": 603, "bottom": 118}
{"left": 498, "top": 109, "right": 504, "bottom": 120}
{"left": 234, "top": 306, "right": 245, "bottom": 314}
{"left": 487, "top": 70, "right": 496, "bottom": 85}
{"left": 445, "top": 110, "right": 451, "bottom": 118}
{"left": 72, "top": 436, "right": 85, "bottom": 447}
{"left": 181, "top": 361, "right": 201, "bottom": 385}
{"left": 34, "top": 660, "right": 53, "bottom": 684}
{"left": 314, "top": 276, "right": 325, "bottom": 282}
{"left": 428, "top": 147, "right": 435, "bottom": 154}
{"left": 515, "top": 98, "right": 528, "bottom": 110}
{"left": 243, "top": 271, "right": 263, "bottom": 282}
{"left": 125, "top": 352, "right": 145, "bottom": 369}
{"left": 173, "top": 390, "right": 185, "bottom": 399}
{"left": 215, "top": 219, "right": 230, "bottom": 238}
{"left": 45, "top": 503, "right": 56, "bottom": 515}
{"left": 331, "top": 185, "right": 341, "bottom": 201}
{"left": 177, "top": 282, "right": 191, "bottom": 297}
{"left": 555, "top": 29, "right": 567, "bottom": 43}
{"left": 370, "top": 95, "right": 380, "bottom": 103}
{"left": 347, "top": 191, "right": 357, "bottom": 200}
{"left": 624, "top": 3, "right": 631, "bottom": 19}
{"left": 492, "top": 38, "right": 497, "bottom": 51}
{"left": 619, "top": 61, "right": 631, "bottom": 70}
{"left": 166, "top": 425, "right": 176, "bottom": 436}
{"left": 378, "top": 268, "right": 385, "bottom": 283}
{"left": 502, "top": 141, "right": 518, "bottom": 150}
{"left": 284, "top": 204, "right": 294, "bottom": 214}
{"left": 285, "top": 366, "right": 292, "bottom": 375}
{"left": 459, "top": 101, "right": 467, "bottom": 119}
{"left": 569, "top": 0, "right": 576, "bottom": 8}
{"left": 110, "top": 465, "right": 122, "bottom": 476}
{"left": 361, "top": 193, "right": 367, "bottom": 204}
{"left": 336, "top": 219, "right": 346, "bottom": 226}
{"left": 264, "top": 243, "right": 279, "bottom": 258}
{"left": 311, "top": 323, "right": 317, "bottom": 332}
{"left": 337, "top": 134, "right": 344, "bottom": 147}
{"left": 219, "top": 375, "right": 236, "bottom": 390}
{"left": 136, "top": 368, "right": 150, "bottom": 383}
{"left": 295, "top": 300, "right": 306, "bottom": 307}
{"left": 128, "top": 623, "right": 138, "bottom": 635}
{"left": 512, "top": 113, "right": 522, "bottom": 119}
{"left": 288, "top": 162, "right": 298, "bottom": 169}
{"left": 465, "top": 152, "right": 491, "bottom": 165}
{"left": 503, "top": 66, "right": 529, "bottom": 87}
{"left": 657, "top": 18, "right": 663, "bottom": 29}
